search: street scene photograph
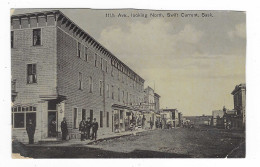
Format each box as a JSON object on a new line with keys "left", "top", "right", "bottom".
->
{"left": 10, "top": 9, "right": 246, "bottom": 158}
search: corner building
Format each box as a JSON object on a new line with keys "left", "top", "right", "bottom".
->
{"left": 11, "top": 10, "right": 145, "bottom": 143}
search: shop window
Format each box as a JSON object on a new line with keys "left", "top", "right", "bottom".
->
{"left": 33, "top": 29, "right": 41, "bottom": 46}
{"left": 27, "top": 64, "right": 37, "bottom": 84}
{"left": 14, "top": 113, "right": 24, "bottom": 128}
{"left": 12, "top": 105, "right": 37, "bottom": 129}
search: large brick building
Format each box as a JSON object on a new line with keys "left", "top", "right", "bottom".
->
{"left": 11, "top": 10, "right": 146, "bottom": 143}
{"left": 231, "top": 83, "right": 246, "bottom": 128}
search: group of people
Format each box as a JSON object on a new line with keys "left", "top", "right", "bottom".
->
{"left": 78, "top": 117, "right": 99, "bottom": 141}
{"left": 61, "top": 117, "right": 99, "bottom": 141}
{"left": 26, "top": 117, "right": 99, "bottom": 144}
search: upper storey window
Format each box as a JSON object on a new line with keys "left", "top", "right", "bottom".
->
{"left": 33, "top": 29, "right": 41, "bottom": 46}
{"left": 27, "top": 64, "right": 37, "bottom": 84}
{"left": 78, "top": 42, "right": 81, "bottom": 58}
{"left": 11, "top": 31, "right": 14, "bottom": 48}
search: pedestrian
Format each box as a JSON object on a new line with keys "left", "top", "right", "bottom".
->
{"left": 159, "top": 121, "right": 162, "bottom": 129}
{"left": 91, "top": 118, "right": 99, "bottom": 140}
{"left": 61, "top": 117, "right": 68, "bottom": 141}
{"left": 86, "top": 117, "right": 91, "bottom": 139}
{"left": 79, "top": 117, "right": 87, "bottom": 141}
{"left": 150, "top": 121, "right": 154, "bottom": 129}
{"left": 26, "top": 119, "right": 35, "bottom": 144}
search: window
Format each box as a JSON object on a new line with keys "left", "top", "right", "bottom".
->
{"left": 33, "top": 29, "right": 41, "bottom": 46}
{"left": 12, "top": 106, "right": 36, "bottom": 129}
{"left": 95, "top": 54, "right": 98, "bottom": 67}
{"left": 105, "top": 60, "right": 108, "bottom": 72}
{"left": 73, "top": 108, "right": 78, "bottom": 129}
{"left": 89, "top": 76, "right": 93, "bottom": 93}
{"left": 11, "top": 31, "right": 14, "bottom": 48}
{"left": 100, "top": 111, "right": 103, "bottom": 128}
{"left": 27, "top": 64, "right": 37, "bottom": 84}
{"left": 85, "top": 47, "right": 88, "bottom": 61}
{"left": 126, "top": 92, "right": 129, "bottom": 104}
{"left": 122, "top": 91, "right": 125, "bottom": 103}
{"left": 78, "top": 42, "right": 81, "bottom": 58}
{"left": 82, "top": 109, "right": 86, "bottom": 120}
{"left": 79, "top": 72, "right": 82, "bottom": 90}
{"left": 90, "top": 110, "right": 93, "bottom": 123}
{"left": 106, "top": 84, "right": 109, "bottom": 98}
{"left": 14, "top": 113, "right": 24, "bottom": 128}
{"left": 107, "top": 112, "right": 109, "bottom": 127}
{"left": 112, "top": 85, "right": 114, "bottom": 100}
{"left": 111, "top": 66, "right": 114, "bottom": 76}
{"left": 99, "top": 81, "right": 103, "bottom": 96}
{"left": 118, "top": 88, "right": 120, "bottom": 102}
{"left": 100, "top": 57, "right": 103, "bottom": 70}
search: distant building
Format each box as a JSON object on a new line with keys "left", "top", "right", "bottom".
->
{"left": 231, "top": 83, "right": 246, "bottom": 128}
{"left": 161, "top": 109, "right": 179, "bottom": 128}
{"left": 154, "top": 93, "right": 160, "bottom": 112}
{"left": 144, "top": 86, "right": 155, "bottom": 111}
{"left": 212, "top": 110, "right": 224, "bottom": 127}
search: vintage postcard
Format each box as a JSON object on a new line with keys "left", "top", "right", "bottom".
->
{"left": 11, "top": 9, "right": 246, "bottom": 158}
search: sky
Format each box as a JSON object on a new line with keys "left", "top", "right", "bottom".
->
{"left": 12, "top": 9, "right": 246, "bottom": 116}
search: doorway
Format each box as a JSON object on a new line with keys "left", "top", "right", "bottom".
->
{"left": 48, "top": 111, "right": 57, "bottom": 137}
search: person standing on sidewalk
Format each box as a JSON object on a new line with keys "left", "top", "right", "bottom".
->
{"left": 61, "top": 117, "right": 68, "bottom": 141}
{"left": 86, "top": 117, "right": 91, "bottom": 139}
{"left": 79, "top": 117, "right": 87, "bottom": 141}
{"left": 91, "top": 118, "right": 99, "bottom": 140}
{"left": 26, "top": 119, "right": 35, "bottom": 144}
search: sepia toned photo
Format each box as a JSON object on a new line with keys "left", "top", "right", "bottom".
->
{"left": 11, "top": 9, "right": 246, "bottom": 158}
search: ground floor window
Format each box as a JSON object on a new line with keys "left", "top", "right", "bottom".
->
{"left": 12, "top": 105, "right": 36, "bottom": 128}
{"left": 100, "top": 111, "right": 103, "bottom": 128}
{"left": 107, "top": 112, "right": 109, "bottom": 127}
{"left": 73, "top": 108, "right": 78, "bottom": 129}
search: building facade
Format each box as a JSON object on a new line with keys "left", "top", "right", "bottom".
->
{"left": 11, "top": 10, "right": 146, "bottom": 143}
{"left": 231, "top": 83, "right": 246, "bottom": 129}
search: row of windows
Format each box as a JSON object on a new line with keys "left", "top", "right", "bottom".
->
{"left": 78, "top": 72, "right": 143, "bottom": 105}
{"left": 73, "top": 108, "right": 109, "bottom": 129}
{"left": 11, "top": 29, "right": 41, "bottom": 48}
{"left": 76, "top": 42, "right": 143, "bottom": 93}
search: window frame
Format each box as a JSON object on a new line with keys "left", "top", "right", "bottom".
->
{"left": 73, "top": 107, "right": 78, "bottom": 129}
{"left": 32, "top": 28, "right": 42, "bottom": 46}
{"left": 89, "top": 76, "right": 93, "bottom": 93}
{"left": 27, "top": 64, "right": 37, "bottom": 84}
{"left": 11, "top": 31, "right": 14, "bottom": 48}
{"left": 12, "top": 106, "right": 37, "bottom": 129}
{"left": 79, "top": 72, "right": 83, "bottom": 90}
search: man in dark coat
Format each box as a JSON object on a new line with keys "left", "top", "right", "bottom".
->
{"left": 61, "top": 117, "right": 68, "bottom": 141}
{"left": 26, "top": 119, "right": 35, "bottom": 144}
{"left": 79, "top": 117, "right": 87, "bottom": 141}
{"left": 91, "top": 118, "right": 99, "bottom": 140}
{"left": 86, "top": 117, "right": 91, "bottom": 139}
